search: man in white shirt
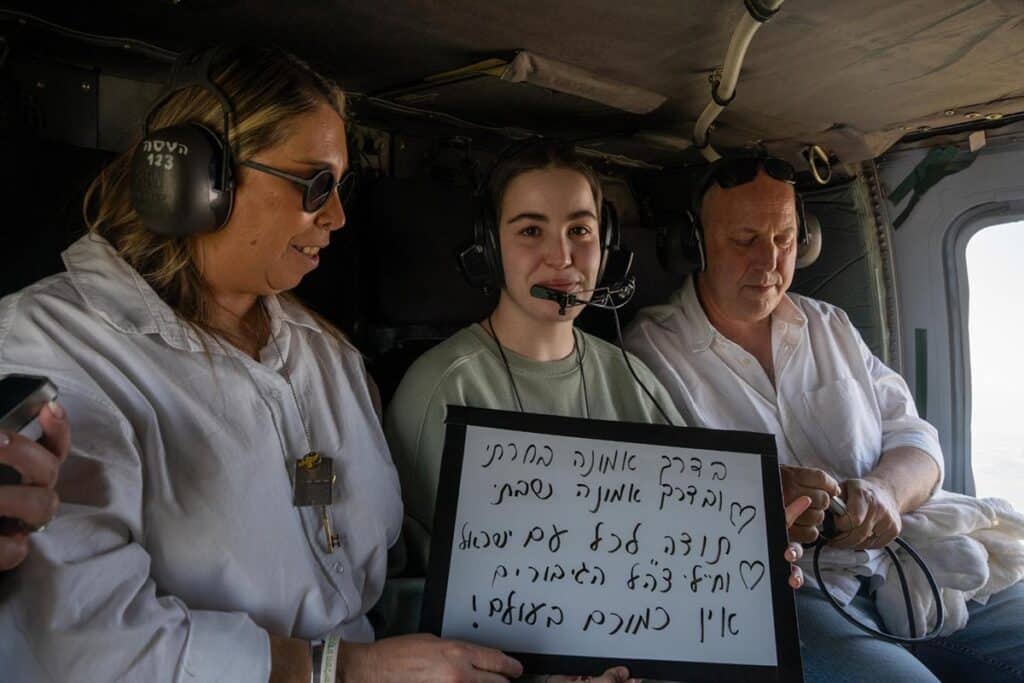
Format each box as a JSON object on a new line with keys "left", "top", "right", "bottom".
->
{"left": 626, "top": 157, "right": 1024, "bottom": 682}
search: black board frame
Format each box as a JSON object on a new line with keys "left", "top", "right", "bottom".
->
{"left": 421, "top": 405, "right": 803, "bottom": 682}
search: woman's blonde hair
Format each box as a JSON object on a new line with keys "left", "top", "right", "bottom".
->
{"left": 84, "top": 45, "right": 346, "bottom": 344}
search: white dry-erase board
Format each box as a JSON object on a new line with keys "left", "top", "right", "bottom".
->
{"left": 422, "top": 406, "right": 802, "bottom": 682}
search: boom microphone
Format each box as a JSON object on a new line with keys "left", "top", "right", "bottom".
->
{"left": 530, "top": 278, "right": 636, "bottom": 315}
{"left": 529, "top": 285, "right": 579, "bottom": 312}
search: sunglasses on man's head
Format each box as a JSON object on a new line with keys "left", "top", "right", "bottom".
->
{"left": 241, "top": 160, "right": 356, "bottom": 213}
{"left": 701, "top": 156, "right": 797, "bottom": 194}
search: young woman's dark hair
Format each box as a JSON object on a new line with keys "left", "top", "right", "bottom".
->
{"left": 486, "top": 141, "right": 604, "bottom": 223}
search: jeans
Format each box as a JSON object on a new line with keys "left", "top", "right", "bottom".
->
{"left": 797, "top": 581, "right": 1024, "bottom": 682}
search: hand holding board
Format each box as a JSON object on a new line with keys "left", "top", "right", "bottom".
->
{"left": 423, "top": 407, "right": 802, "bottom": 682}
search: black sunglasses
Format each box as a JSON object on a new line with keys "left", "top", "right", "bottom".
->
{"left": 695, "top": 156, "right": 796, "bottom": 209}
{"left": 241, "top": 160, "right": 356, "bottom": 213}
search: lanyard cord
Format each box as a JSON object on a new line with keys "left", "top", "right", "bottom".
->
{"left": 486, "top": 316, "right": 590, "bottom": 419}
{"left": 264, "top": 300, "right": 315, "bottom": 455}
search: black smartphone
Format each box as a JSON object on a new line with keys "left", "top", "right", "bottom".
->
{"left": 0, "top": 374, "right": 59, "bottom": 488}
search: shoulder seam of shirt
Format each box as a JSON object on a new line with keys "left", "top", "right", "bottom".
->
{"left": 635, "top": 305, "right": 679, "bottom": 330}
{"left": 315, "top": 327, "right": 362, "bottom": 360}
{"left": 0, "top": 289, "right": 24, "bottom": 351}
{"left": 0, "top": 359, "right": 126, "bottom": 420}
{"left": 0, "top": 277, "right": 138, "bottom": 432}
{"left": 789, "top": 291, "right": 847, "bottom": 318}
{"left": 410, "top": 346, "right": 491, "bottom": 465}
{"left": 0, "top": 362, "right": 139, "bottom": 465}
{"left": 0, "top": 274, "right": 80, "bottom": 360}
{"left": 585, "top": 334, "right": 643, "bottom": 365}
{"left": 789, "top": 293, "right": 867, "bottom": 352}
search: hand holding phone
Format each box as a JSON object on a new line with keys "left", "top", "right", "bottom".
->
{"left": 0, "top": 374, "right": 65, "bottom": 570}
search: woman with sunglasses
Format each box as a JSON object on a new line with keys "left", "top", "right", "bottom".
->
{"left": 0, "top": 46, "right": 525, "bottom": 683}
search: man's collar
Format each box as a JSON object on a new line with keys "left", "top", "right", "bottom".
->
{"left": 675, "top": 274, "right": 806, "bottom": 352}
{"left": 63, "top": 234, "right": 322, "bottom": 352}
{"left": 773, "top": 291, "right": 807, "bottom": 328}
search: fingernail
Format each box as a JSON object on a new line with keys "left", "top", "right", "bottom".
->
{"left": 0, "top": 433, "right": 9, "bottom": 448}
{"left": 47, "top": 401, "right": 64, "bottom": 420}
{"left": 786, "top": 548, "right": 797, "bottom": 560}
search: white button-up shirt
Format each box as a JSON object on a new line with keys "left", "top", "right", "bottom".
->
{"left": 625, "top": 276, "right": 943, "bottom": 601}
{"left": 0, "top": 235, "right": 403, "bottom": 682}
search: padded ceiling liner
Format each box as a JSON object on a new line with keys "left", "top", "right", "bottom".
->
{"left": 6, "top": 0, "right": 1024, "bottom": 163}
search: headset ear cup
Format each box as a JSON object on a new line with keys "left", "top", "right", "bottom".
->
{"left": 197, "top": 123, "right": 234, "bottom": 230}
{"left": 130, "top": 123, "right": 234, "bottom": 237}
{"left": 457, "top": 242, "right": 491, "bottom": 290}
{"left": 796, "top": 194, "right": 808, "bottom": 246}
{"left": 602, "top": 200, "right": 619, "bottom": 250}
{"left": 796, "top": 211, "right": 823, "bottom": 269}
{"left": 693, "top": 223, "right": 707, "bottom": 272}
{"left": 483, "top": 215, "right": 504, "bottom": 289}
{"left": 461, "top": 198, "right": 498, "bottom": 292}
{"left": 677, "top": 210, "right": 706, "bottom": 272}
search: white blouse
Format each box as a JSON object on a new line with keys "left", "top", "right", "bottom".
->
{"left": 0, "top": 235, "right": 403, "bottom": 682}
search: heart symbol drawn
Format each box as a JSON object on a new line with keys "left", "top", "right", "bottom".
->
{"left": 740, "top": 560, "right": 766, "bottom": 591}
{"left": 730, "top": 502, "right": 757, "bottom": 535}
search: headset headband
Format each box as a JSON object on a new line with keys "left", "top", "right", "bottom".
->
{"left": 144, "top": 48, "right": 234, "bottom": 190}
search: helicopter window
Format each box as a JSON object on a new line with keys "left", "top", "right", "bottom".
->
{"left": 965, "top": 220, "right": 1024, "bottom": 511}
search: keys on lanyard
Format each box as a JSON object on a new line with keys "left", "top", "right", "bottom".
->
{"left": 293, "top": 452, "right": 341, "bottom": 553}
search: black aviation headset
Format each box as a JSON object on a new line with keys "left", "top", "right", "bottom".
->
{"left": 458, "top": 139, "right": 634, "bottom": 296}
{"left": 660, "top": 154, "right": 823, "bottom": 273}
{"left": 129, "top": 46, "right": 354, "bottom": 238}
{"left": 129, "top": 48, "right": 237, "bottom": 237}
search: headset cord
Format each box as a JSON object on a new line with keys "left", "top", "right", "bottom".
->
{"left": 488, "top": 314, "right": 525, "bottom": 413}
{"left": 487, "top": 316, "right": 590, "bottom": 419}
{"left": 573, "top": 327, "right": 591, "bottom": 419}
{"left": 611, "top": 307, "right": 674, "bottom": 426}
